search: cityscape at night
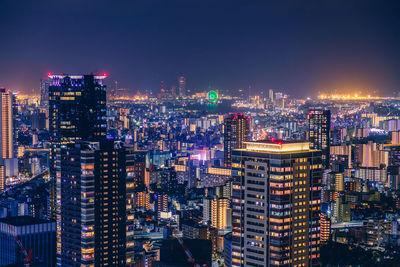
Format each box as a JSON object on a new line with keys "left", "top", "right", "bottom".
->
{"left": 1, "top": 1, "right": 400, "bottom": 266}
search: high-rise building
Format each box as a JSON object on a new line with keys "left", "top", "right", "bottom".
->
{"left": 57, "top": 141, "right": 134, "bottom": 266}
{"left": 211, "top": 197, "right": 229, "bottom": 230}
{"left": 309, "top": 109, "right": 331, "bottom": 168}
{"left": 40, "top": 78, "right": 50, "bottom": 108}
{"left": 0, "top": 216, "right": 56, "bottom": 266}
{"left": 231, "top": 140, "right": 322, "bottom": 267}
{"left": 48, "top": 74, "right": 107, "bottom": 219}
{"left": 223, "top": 113, "right": 250, "bottom": 167}
{"left": 203, "top": 197, "right": 212, "bottom": 223}
{"left": 0, "top": 88, "right": 18, "bottom": 177}
{"left": 178, "top": 76, "right": 186, "bottom": 97}
{"left": 156, "top": 193, "right": 168, "bottom": 219}
{"left": 0, "top": 88, "right": 14, "bottom": 160}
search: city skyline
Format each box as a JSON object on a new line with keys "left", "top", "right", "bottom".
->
{"left": 1, "top": 0, "right": 400, "bottom": 95}
{"left": 2, "top": 1, "right": 400, "bottom": 266}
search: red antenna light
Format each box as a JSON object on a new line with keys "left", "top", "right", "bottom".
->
{"left": 47, "top": 72, "right": 52, "bottom": 76}
{"left": 103, "top": 72, "right": 108, "bottom": 77}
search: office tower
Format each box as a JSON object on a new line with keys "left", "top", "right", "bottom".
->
{"left": 40, "top": 78, "right": 50, "bottom": 108}
{"left": 231, "top": 140, "right": 322, "bottom": 267}
{"left": 211, "top": 197, "right": 229, "bottom": 230}
{"left": 0, "top": 216, "right": 56, "bottom": 266}
{"left": 178, "top": 76, "right": 186, "bottom": 96}
{"left": 48, "top": 74, "right": 107, "bottom": 219}
{"left": 0, "top": 88, "right": 18, "bottom": 177}
{"left": 223, "top": 113, "right": 250, "bottom": 167}
{"left": 309, "top": 109, "right": 331, "bottom": 168}
{"left": 320, "top": 213, "right": 331, "bottom": 243}
{"left": 58, "top": 141, "right": 133, "bottom": 266}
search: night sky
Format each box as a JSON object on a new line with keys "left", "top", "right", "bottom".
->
{"left": 0, "top": 0, "right": 399, "bottom": 96}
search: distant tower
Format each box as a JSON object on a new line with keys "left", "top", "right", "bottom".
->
{"left": 40, "top": 78, "right": 50, "bottom": 108}
{"left": 111, "top": 81, "right": 118, "bottom": 99}
{"left": 309, "top": 109, "right": 331, "bottom": 168}
{"left": 223, "top": 114, "right": 250, "bottom": 167}
{"left": 178, "top": 76, "right": 186, "bottom": 97}
{"left": 269, "top": 89, "right": 274, "bottom": 102}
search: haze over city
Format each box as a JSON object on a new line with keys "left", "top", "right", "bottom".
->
{"left": 1, "top": 0, "right": 400, "bottom": 95}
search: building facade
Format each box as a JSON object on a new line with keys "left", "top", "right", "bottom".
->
{"left": 0, "top": 216, "right": 56, "bottom": 266}
{"left": 57, "top": 141, "right": 134, "bottom": 266}
{"left": 224, "top": 113, "right": 250, "bottom": 167}
{"left": 231, "top": 141, "right": 322, "bottom": 267}
{"left": 308, "top": 109, "right": 330, "bottom": 168}
{"left": 48, "top": 74, "right": 107, "bottom": 219}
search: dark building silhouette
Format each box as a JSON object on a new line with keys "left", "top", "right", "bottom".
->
{"left": 48, "top": 74, "right": 107, "bottom": 219}
{"left": 58, "top": 141, "right": 135, "bottom": 266}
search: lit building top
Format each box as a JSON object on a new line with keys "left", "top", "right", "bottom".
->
{"left": 241, "top": 140, "right": 311, "bottom": 153}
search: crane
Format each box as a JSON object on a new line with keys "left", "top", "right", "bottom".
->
{"left": 8, "top": 224, "right": 33, "bottom": 266}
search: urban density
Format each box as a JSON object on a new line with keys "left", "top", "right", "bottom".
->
{"left": 1, "top": 1, "right": 400, "bottom": 267}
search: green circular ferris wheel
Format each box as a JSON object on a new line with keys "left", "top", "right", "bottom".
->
{"left": 206, "top": 90, "right": 218, "bottom": 103}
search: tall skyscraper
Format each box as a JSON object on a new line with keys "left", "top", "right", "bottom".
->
{"left": 309, "top": 109, "right": 331, "bottom": 168}
{"left": 224, "top": 113, "right": 250, "bottom": 167}
{"left": 40, "top": 78, "right": 50, "bottom": 108}
{"left": 0, "top": 88, "right": 18, "bottom": 177}
{"left": 48, "top": 74, "right": 107, "bottom": 219}
{"left": 57, "top": 141, "right": 134, "bottom": 266}
{"left": 231, "top": 140, "right": 322, "bottom": 267}
{"left": 178, "top": 76, "right": 186, "bottom": 97}
{"left": 0, "top": 88, "right": 14, "bottom": 160}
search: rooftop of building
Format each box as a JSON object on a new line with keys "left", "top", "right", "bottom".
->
{"left": 0, "top": 216, "right": 53, "bottom": 226}
{"left": 239, "top": 139, "right": 312, "bottom": 153}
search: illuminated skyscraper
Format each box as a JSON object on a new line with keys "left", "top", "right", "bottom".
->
{"left": 178, "top": 76, "right": 186, "bottom": 97}
{"left": 0, "top": 88, "right": 18, "bottom": 177}
{"left": 48, "top": 74, "right": 107, "bottom": 219}
{"left": 231, "top": 140, "right": 322, "bottom": 267}
{"left": 224, "top": 114, "right": 250, "bottom": 167}
{"left": 0, "top": 88, "right": 14, "bottom": 159}
{"left": 57, "top": 141, "right": 135, "bottom": 266}
{"left": 309, "top": 109, "right": 331, "bottom": 168}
